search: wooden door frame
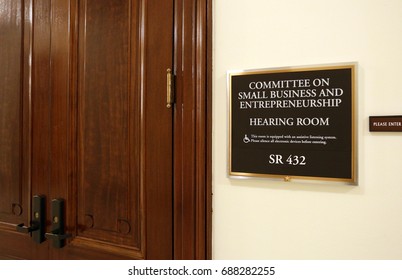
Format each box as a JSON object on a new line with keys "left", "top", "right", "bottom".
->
{"left": 173, "top": 0, "right": 212, "bottom": 259}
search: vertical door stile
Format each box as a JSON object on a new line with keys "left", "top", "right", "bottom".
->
{"left": 138, "top": 0, "right": 147, "bottom": 258}
{"left": 47, "top": 0, "right": 75, "bottom": 258}
{"left": 24, "top": 0, "right": 34, "bottom": 228}
{"left": 68, "top": 0, "right": 79, "bottom": 251}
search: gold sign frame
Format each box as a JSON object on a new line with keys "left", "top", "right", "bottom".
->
{"left": 228, "top": 63, "right": 357, "bottom": 183}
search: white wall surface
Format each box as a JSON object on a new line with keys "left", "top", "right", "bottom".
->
{"left": 212, "top": 0, "right": 402, "bottom": 259}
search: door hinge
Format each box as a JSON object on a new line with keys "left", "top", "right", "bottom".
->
{"left": 166, "top": 68, "right": 175, "bottom": 108}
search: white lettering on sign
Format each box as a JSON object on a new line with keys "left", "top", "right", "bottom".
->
{"left": 249, "top": 117, "right": 329, "bottom": 127}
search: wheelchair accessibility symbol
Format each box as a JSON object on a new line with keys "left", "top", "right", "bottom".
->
{"left": 243, "top": 134, "right": 250, "bottom": 144}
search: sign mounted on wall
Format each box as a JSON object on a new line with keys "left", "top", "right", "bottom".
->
{"left": 369, "top": 116, "right": 402, "bottom": 132}
{"left": 228, "top": 63, "right": 357, "bottom": 183}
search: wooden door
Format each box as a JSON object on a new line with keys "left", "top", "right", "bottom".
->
{"left": 0, "top": 0, "right": 188, "bottom": 260}
{"left": 0, "top": 0, "right": 48, "bottom": 259}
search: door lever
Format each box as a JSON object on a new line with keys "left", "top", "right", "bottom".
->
{"left": 45, "top": 198, "right": 71, "bottom": 248}
{"left": 16, "top": 195, "right": 46, "bottom": 244}
{"left": 16, "top": 222, "right": 39, "bottom": 233}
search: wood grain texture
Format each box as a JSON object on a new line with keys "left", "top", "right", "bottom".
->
{"left": 0, "top": 0, "right": 23, "bottom": 222}
{"left": 0, "top": 0, "right": 211, "bottom": 260}
{"left": 0, "top": 0, "right": 48, "bottom": 259}
{"left": 54, "top": 0, "right": 174, "bottom": 259}
{"left": 172, "top": 0, "right": 212, "bottom": 260}
{"left": 77, "top": 0, "right": 137, "bottom": 244}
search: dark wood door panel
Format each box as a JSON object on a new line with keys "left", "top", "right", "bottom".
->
{"left": 76, "top": 0, "right": 141, "bottom": 248}
{"left": 0, "top": 0, "right": 24, "bottom": 225}
{"left": 141, "top": 0, "right": 174, "bottom": 260}
{"left": 0, "top": 228, "right": 51, "bottom": 259}
{"left": 0, "top": 0, "right": 210, "bottom": 260}
{"left": 0, "top": 0, "right": 34, "bottom": 257}
{"left": 0, "top": 0, "right": 50, "bottom": 259}
{"left": 48, "top": 0, "right": 174, "bottom": 259}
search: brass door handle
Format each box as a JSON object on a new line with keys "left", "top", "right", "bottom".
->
{"left": 166, "top": 68, "right": 175, "bottom": 108}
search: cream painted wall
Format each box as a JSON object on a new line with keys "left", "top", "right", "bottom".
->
{"left": 212, "top": 0, "right": 402, "bottom": 259}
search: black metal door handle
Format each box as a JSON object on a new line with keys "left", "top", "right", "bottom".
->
{"left": 45, "top": 231, "right": 72, "bottom": 241}
{"left": 16, "top": 222, "right": 39, "bottom": 233}
{"left": 45, "top": 198, "right": 71, "bottom": 248}
{"left": 15, "top": 195, "right": 46, "bottom": 244}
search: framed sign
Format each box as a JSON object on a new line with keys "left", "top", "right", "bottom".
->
{"left": 228, "top": 63, "right": 357, "bottom": 182}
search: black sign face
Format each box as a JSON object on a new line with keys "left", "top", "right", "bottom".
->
{"left": 229, "top": 64, "right": 356, "bottom": 182}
